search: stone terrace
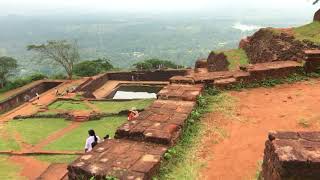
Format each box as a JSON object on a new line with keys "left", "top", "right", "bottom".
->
{"left": 115, "top": 100, "right": 197, "bottom": 145}
{"left": 68, "top": 83, "right": 203, "bottom": 179}
{"left": 262, "top": 131, "right": 320, "bottom": 180}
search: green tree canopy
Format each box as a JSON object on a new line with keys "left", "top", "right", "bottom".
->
{"left": 0, "top": 56, "right": 18, "bottom": 88}
{"left": 27, "top": 40, "right": 80, "bottom": 79}
{"left": 133, "top": 59, "right": 183, "bottom": 70}
{"left": 73, "top": 58, "right": 114, "bottom": 77}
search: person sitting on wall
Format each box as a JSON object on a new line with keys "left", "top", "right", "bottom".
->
{"left": 36, "top": 93, "right": 40, "bottom": 100}
{"left": 128, "top": 107, "right": 139, "bottom": 121}
{"left": 85, "top": 129, "right": 100, "bottom": 153}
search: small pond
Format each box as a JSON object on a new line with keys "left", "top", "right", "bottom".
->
{"left": 107, "top": 85, "right": 163, "bottom": 100}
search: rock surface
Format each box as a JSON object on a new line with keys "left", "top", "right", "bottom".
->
{"left": 243, "top": 28, "right": 320, "bottom": 64}
{"left": 314, "top": 9, "right": 320, "bottom": 21}
{"left": 262, "top": 131, "right": 320, "bottom": 180}
{"left": 207, "top": 52, "right": 230, "bottom": 72}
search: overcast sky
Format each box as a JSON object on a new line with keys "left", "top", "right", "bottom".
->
{"left": 0, "top": 0, "right": 318, "bottom": 15}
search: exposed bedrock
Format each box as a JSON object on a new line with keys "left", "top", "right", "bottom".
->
{"left": 243, "top": 28, "right": 320, "bottom": 64}
{"left": 207, "top": 51, "right": 230, "bottom": 72}
{"left": 314, "top": 9, "right": 320, "bottom": 21}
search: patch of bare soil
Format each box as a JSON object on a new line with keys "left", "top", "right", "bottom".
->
{"left": 9, "top": 156, "right": 49, "bottom": 180}
{"left": 200, "top": 79, "right": 320, "bottom": 180}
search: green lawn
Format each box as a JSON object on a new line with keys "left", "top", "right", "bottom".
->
{"left": 293, "top": 22, "right": 320, "bottom": 44}
{"left": 6, "top": 118, "right": 70, "bottom": 145}
{"left": 33, "top": 155, "right": 79, "bottom": 164}
{"left": 44, "top": 116, "right": 126, "bottom": 151}
{"left": 91, "top": 99, "right": 154, "bottom": 113}
{"left": 217, "top": 49, "right": 249, "bottom": 70}
{"left": 0, "top": 155, "right": 26, "bottom": 180}
{"left": 48, "top": 100, "right": 90, "bottom": 111}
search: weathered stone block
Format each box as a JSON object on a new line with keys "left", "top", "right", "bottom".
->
{"left": 262, "top": 131, "right": 320, "bottom": 180}
{"left": 68, "top": 140, "right": 167, "bottom": 180}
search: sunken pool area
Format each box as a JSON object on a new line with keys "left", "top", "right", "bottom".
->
{"left": 106, "top": 84, "right": 164, "bottom": 99}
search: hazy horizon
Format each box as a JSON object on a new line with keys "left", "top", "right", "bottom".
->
{"left": 0, "top": 0, "right": 318, "bottom": 16}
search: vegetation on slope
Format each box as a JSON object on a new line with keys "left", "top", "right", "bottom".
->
{"left": 217, "top": 49, "right": 249, "bottom": 70}
{"left": 292, "top": 22, "right": 320, "bottom": 44}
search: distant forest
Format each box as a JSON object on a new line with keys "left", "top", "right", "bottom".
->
{"left": 0, "top": 12, "right": 313, "bottom": 76}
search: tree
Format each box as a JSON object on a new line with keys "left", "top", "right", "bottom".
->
{"left": 133, "top": 58, "right": 183, "bottom": 70}
{"left": 0, "top": 56, "right": 18, "bottom": 88}
{"left": 73, "top": 58, "right": 114, "bottom": 77}
{"left": 27, "top": 40, "right": 80, "bottom": 79}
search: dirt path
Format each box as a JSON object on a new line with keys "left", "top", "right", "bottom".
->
{"left": 200, "top": 80, "right": 320, "bottom": 180}
{"left": 9, "top": 155, "right": 49, "bottom": 180}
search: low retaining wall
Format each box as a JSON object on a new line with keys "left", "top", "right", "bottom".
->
{"left": 0, "top": 81, "right": 63, "bottom": 114}
{"left": 76, "top": 70, "right": 188, "bottom": 98}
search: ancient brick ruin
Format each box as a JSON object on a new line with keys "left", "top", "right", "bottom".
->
{"left": 262, "top": 131, "right": 320, "bottom": 180}
{"left": 0, "top": 80, "right": 63, "bottom": 114}
{"left": 304, "top": 50, "right": 320, "bottom": 73}
{"left": 207, "top": 51, "right": 230, "bottom": 72}
{"left": 314, "top": 9, "right": 320, "bottom": 21}
{"left": 68, "top": 81, "right": 203, "bottom": 179}
{"left": 243, "top": 28, "right": 320, "bottom": 64}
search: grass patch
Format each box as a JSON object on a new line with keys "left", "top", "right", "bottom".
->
{"left": 0, "top": 155, "right": 26, "bottom": 180}
{"left": 33, "top": 155, "right": 78, "bottom": 164}
{"left": 253, "top": 160, "right": 263, "bottom": 180}
{"left": 7, "top": 118, "right": 70, "bottom": 145}
{"left": 229, "top": 71, "right": 317, "bottom": 91}
{"left": 222, "top": 49, "right": 249, "bottom": 70}
{"left": 48, "top": 100, "right": 90, "bottom": 111}
{"left": 293, "top": 22, "right": 320, "bottom": 44}
{"left": 91, "top": 99, "right": 154, "bottom": 113}
{"left": 155, "top": 89, "right": 222, "bottom": 180}
{"left": 44, "top": 116, "right": 126, "bottom": 151}
{"left": 0, "top": 126, "right": 20, "bottom": 151}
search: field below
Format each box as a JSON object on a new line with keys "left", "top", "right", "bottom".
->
{"left": 199, "top": 79, "right": 320, "bottom": 180}
{"left": 0, "top": 98, "right": 153, "bottom": 179}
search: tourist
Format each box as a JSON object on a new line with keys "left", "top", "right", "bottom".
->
{"left": 128, "top": 107, "right": 139, "bottom": 121}
{"left": 36, "top": 93, "right": 40, "bottom": 100}
{"left": 85, "top": 129, "right": 100, "bottom": 152}
{"left": 55, "top": 88, "right": 59, "bottom": 96}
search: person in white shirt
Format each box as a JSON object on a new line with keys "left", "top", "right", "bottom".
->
{"left": 85, "top": 129, "right": 100, "bottom": 152}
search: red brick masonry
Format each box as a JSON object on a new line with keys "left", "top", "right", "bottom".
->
{"left": 68, "top": 84, "right": 203, "bottom": 180}
{"left": 262, "top": 131, "right": 320, "bottom": 180}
